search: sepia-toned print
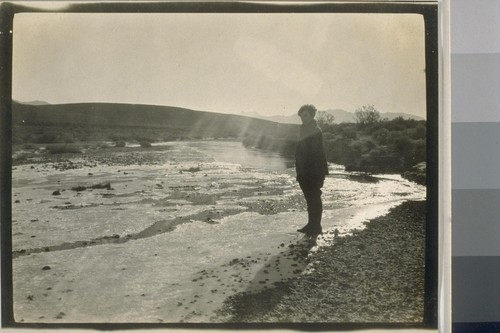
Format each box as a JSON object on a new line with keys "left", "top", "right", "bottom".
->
{"left": 5, "top": 1, "right": 438, "bottom": 328}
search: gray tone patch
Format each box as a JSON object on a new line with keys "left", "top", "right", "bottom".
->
{"left": 453, "top": 256, "right": 500, "bottom": 323}
{"left": 452, "top": 122, "right": 500, "bottom": 189}
{"left": 451, "top": 0, "right": 500, "bottom": 54}
{"left": 452, "top": 189, "right": 500, "bottom": 256}
{"left": 452, "top": 54, "right": 500, "bottom": 123}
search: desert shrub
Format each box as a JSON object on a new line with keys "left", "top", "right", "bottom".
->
{"left": 392, "top": 136, "right": 419, "bottom": 169}
{"left": 373, "top": 128, "right": 390, "bottom": 144}
{"left": 403, "top": 162, "right": 426, "bottom": 185}
{"left": 358, "top": 146, "right": 401, "bottom": 173}
{"left": 349, "top": 141, "right": 367, "bottom": 155}
{"left": 346, "top": 140, "right": 373, "bottom": 155}
{"left": 413, "top": 124, "right": 427, "bottom": 140}
{"left": 324, "top": 138, "right": 350, "bottom": 164}
{"left": 393, "top": 136, "right": 415, "bottom": 156}
{"left": 363, "top": 140, "right": 377, "bottom": 152}
{"left": 385, "top": 117, "right": 407, "bottom": 131}
{"left": 386, "top": 131, "right": 404, "bottom": 144}
{"left": 367, "top": 145, "right": 392, "bottom": 158}
{"left": 413, "top": 139, "right": 426, "bottom": 163}
{"left": 139, "top": 141, "right": 152, "bottom": 148}
{"left": 342, "top": 128, "right": 357, "bottom": 140}
{"left": 115, "top": 141, "right": 126, "bottom": 147}
{"left": 365, "top": 122, "right": 384, "bottom": 134}
{"left": 46, "top": 144, "right": 82, "bottom": 154}
{"left": 316, "top": 111, "right": 336, "bottom": 132}
{"left": 323, "top": 139, "right": 336, "bottom": 161}
{"left": 323, "top": 132, "right": 334, "bottom": 141}
{"left": 354, "top": 105, "right": 381, "bottom": 128}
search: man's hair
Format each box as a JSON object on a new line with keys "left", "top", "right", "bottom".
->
{"left": 298, "top": 104, "right": 317, "bottom": 117}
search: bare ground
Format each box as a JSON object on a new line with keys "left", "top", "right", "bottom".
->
{"left": 215, "top": 201, "right": 427, "bottom": 323}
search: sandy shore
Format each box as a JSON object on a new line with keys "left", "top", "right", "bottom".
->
{"left": 216, "top": 200, "right": 426, "bottom": 323}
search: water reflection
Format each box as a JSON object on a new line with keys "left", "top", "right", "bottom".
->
{"left": 188, "top": 141, "right": 295, "bottom": 171}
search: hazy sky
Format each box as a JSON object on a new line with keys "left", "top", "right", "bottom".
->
{"left": 13, "top": 12, "right": 426, "bottom": 117}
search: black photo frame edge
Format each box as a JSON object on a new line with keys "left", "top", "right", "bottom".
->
{"left": 0, "top": 1, "right": 439, "bottom": 330}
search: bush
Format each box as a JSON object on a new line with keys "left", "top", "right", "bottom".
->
{"left": 373, "top": 128, "right": 390, "bottom": 145}
{"left": 351, "top": 145, "right": 401, "bottom": 174}
{"left": 342, "top": 128, "right": 357, "bottom": 140}
{"left": 413, "top": 124, "right": 426, "bottom": 140}
{"left": 364, "top": 140, "right": 376, "bottom": 152}
{"left": 414, "top": 139, "right": 426, "bottom": 163}
{"left": 354, "top": 105, "right": 381, "bottom": 127}
{"left": 393, "top": 136, "right": 415, "bottom": 155}
{"left": 387, "top": 131, "right": 404, "bottom": 144}
{"left": 403, "top": 162, "right": 426, "bottom": 185}
{"left": 115, "top": 141, "right": 126, "bottom": 147}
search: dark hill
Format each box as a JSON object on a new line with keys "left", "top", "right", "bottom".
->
{"left": 12, "top": 102, "right": 298, "bottom": 140}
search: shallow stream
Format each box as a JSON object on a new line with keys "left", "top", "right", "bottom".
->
{"left": 12, "top": 140, "right": 425, "bottom": 323}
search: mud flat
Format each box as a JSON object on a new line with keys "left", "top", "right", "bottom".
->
{"left": 216, "top": 200, "right": 426, "bottom": 323}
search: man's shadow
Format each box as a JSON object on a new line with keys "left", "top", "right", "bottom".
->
{"left": 247, "top": 235, "right": 318, "bottom": 292}
{"left": 223, "top": 235, "right": 318, "bottom": 321}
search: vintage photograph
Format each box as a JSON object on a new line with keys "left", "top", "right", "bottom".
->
{"left": 5, "top": 1, "right": 438, "bottom": 328}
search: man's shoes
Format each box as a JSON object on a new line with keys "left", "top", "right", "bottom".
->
{"left": 306, "top": 227, "right": 323, "bottom": 237}
{"left": 297, "top": 225, "right": 311, "bottom": 233}
{"left": 297, "top": 225, "right": 322, "bottom": 236}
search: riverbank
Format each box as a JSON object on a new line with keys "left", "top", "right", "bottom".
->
{"left": 216, "top": 200, "right": 426, "bottom": 323}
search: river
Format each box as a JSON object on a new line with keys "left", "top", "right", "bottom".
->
{"left": 11, "top": 140, "right": 426, "bottom": 323}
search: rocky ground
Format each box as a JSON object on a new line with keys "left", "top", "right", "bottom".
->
{"left": 216, "top": 201, "right": 426, "bottom": 323}
{"left": 13, "top": 145, "right": 180, "bottom": 168}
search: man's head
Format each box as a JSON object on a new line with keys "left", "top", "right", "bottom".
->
{"left": 298, "top": 104, "right": 317, "bottom": 124}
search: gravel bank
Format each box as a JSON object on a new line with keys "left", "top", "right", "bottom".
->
{"left": 217, "top": 200, "right": 426, "bottom": 323}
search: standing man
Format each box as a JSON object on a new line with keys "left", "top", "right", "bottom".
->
{"left": 295, "top": 104, "right": 329, "bottom": 236}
